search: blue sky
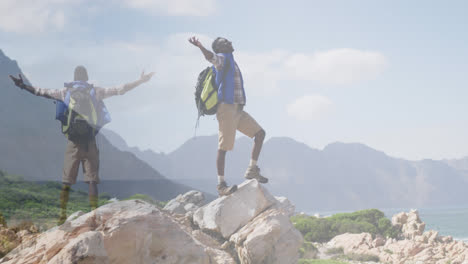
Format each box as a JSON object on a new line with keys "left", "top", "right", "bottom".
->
{"left": 1, "top": 0, "right": 467, "bottom": 160}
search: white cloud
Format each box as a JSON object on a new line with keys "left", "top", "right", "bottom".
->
{"left": 233, "top": 48, "right": 387, "bottom": 96}
{"left": 0, "top": 0, "right": 216, "bottom": 34}
{"left": 236, "top": 50, "right": 290, "bottom": 96}
{"left": 286, "top": 95, "right": 333, "bottom": 121}
{"left": 0, "top": 0, "right": 78, "bottom": 33}
{"left": 284, "top": 48, "right": 387, "bottom": 85}
{"left": 120, "top": 0, "right": 217, "bottom": 16}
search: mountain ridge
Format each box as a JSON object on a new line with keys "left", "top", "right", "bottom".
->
{"left": 101, "top": 130, "right": 468, "bottom": 212}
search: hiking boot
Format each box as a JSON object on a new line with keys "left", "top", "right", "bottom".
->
{"left": 217, "top": 181, "right": 237, "bottom": 197}
{"left": 244, "top": 165, "right": 269, "bottom": 183}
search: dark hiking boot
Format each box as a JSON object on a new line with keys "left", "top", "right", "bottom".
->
{"left": 244, "top": 165, "right": 269, "bottom": 183}
{"left": 217, "top": 182, "right": 237, "bottom": 197}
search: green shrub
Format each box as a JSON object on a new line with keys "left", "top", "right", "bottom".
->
{"left": 299, "top": 241, "right": 318, "bottom": 258}
{"left": 291, "top": 209, "right": 401, "bottom": 243}
{"left": 99, "top": 192, "right": 112, "bottom": 200}
{"left": 325, "top": 247, "right": 344, "bottom": 255}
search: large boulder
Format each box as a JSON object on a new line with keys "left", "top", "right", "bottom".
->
{"left": 2, "top": 181, "right": 302, "bottom": 264}
{"left": 194, "top": 180, "right": 302, "bottom": 264}
{"left": 327, "top": 233, "right": 374, "bottom": 254}
{"left": 193, "top": 180, "right": 277, "bottom": 238}
{"left": 1, "top": 200, "right": 222, "bottom": 264}
{"left": 230, "top": 208, "right": 303, "bottom": 264}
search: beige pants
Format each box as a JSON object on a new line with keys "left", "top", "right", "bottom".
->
{"left": 62, "top": 139, "right": 100, "bottom": 184}
{"left": 216, "top": 103, "right": 262, "bottom": 151}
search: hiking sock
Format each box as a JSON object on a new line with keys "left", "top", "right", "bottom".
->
{"left": 89, "top": 195, "right": 98, "bottom": 210}
{"left": 218, "top": 175, "right": 225, "bottom": 184}
{"left": 249, "top": 159, "right": 257, "bottom": 167}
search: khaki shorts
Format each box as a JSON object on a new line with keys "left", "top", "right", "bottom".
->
{"left": 62, "top": 139, "right": 100, "bottom": 185}
{"left": 216, "top": 103, "right": 262, "bottom": 151}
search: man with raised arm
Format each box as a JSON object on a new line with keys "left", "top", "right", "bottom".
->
{"left": 189, "top": 36, "right": 268, "bottom": 197}
{"left": 9, "top": 66, "right": 154, "bottom": 224}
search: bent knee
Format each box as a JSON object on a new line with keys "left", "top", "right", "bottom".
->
{"left": 255, "top": 129, "right": 266, "bottom": 141}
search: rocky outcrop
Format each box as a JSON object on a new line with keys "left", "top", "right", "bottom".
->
{"left": 392, "top": 209, "right": 426, "bottom": 239}
{"left": 1, "top": 180, "right": 303, "bottom": 264}
{"left": 163, "top": 190, "right": 205, "bottom": 215}
{"left": 319, "top": 210, "right": 468, "bottom": 264}
{"left": 0, "top": 223, "right": 38, "bottom": 258}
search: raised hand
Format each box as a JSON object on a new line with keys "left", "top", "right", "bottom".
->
{"left": 188, "top": 36, "right": 202, "bottom": 48}
{"left": 140, "top": 71, "right": 155, "bottom": 83}
{"left": 9, "top": 74, "right": 26, "bottom": 88}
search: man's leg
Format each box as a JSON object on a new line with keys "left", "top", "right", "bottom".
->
{"left": 238, "top": 110, "right": 268, "bottom": 183}
{"left": 60, "top": 140, "right": 80, "bottom": 225}
{"left": 88, "top": 182, "right": 98, "bottom": 210}
{"left": 216, "top": 149, "right": 237, "bottom": 196}
{"left": 251, "top": 129, "right": 266, "bottom": 163}
{"left": 83, "top": 139, "right": 100, "bottom": 209}
{"left": 58, "top": 183, "right": 71, "bottom": 225}
{"left": 217, "top": 149, "right": 227, "bottom": 183}
{"left": 216, "top": 103, "right": 238, "bottom": 196}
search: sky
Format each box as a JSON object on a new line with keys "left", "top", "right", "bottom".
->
{"left": 1, "top": 0, "right": 467, "bottom": 160}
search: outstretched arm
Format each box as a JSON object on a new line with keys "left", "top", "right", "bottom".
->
{"left": 9, "top": 74, "right": 64, "bottom": 100}
{"left": 96, "top": 71, "right": 155, "bottom": 100}
{"left": 189, "top": 36, "right": 214, "bottom": 61}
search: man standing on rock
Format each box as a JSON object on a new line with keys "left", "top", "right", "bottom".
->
{"left": 189, "top": 36, "right": 268, "bottom": 196}
{"left": 9, "top": 66, "right": 154, "bottom": 224}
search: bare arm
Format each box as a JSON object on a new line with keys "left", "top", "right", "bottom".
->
{"left": 95, "top": 71, "right": 155, "bottom": 100}
{"left": 188, "top": 36, "right": 226, "bottom": 71}
{"left": 188, "top": 36, "right": 214, "bottom": 61}
{"left": 9, "top": 74, "right": 64, "bottom": 100}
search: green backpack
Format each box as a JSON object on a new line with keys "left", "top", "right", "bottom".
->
{"left": 195, "top": 66, "right": 218, "bottom": 117}
{"left": 194, "top": 57, "right": 231, "bottom": 118}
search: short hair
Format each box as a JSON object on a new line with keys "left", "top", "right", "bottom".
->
{"left": 74, "top": 65, "right": 88, "bottom": 81}
{"left": 212, "top": 37, "right": 228, "bottom": 53}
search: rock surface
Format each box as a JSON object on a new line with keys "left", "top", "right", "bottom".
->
{"left": 392, "top": 209, "right": 426, "bottom": 239}
{"left": 193, "top": 180, "right": 277, "bottom": 238}
{"left": 317, "top": 210, "right": 468, "bottom": 264}
{"left": 163, "top": 190, "right": 205, "bottom": 215}
{"left": 0, "top": 224, "right": 38, "bottom": 258}
{"left": 1, "top": 180, "right": 302, "bottom": 264}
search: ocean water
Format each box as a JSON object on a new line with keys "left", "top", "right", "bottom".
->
{"left": 312, "top": 206, "right": 468, "bottom": 242}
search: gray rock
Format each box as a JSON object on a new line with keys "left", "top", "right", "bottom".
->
{"left": 164, "top": 190, "right": 205, "bottom": 214}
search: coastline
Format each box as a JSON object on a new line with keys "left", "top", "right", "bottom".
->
{"left": 308, "top": 206, "right": 468, "bottom": 242}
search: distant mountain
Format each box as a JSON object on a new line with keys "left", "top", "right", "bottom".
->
{"left": 0, "top": 49, "right": 192, "bottom": 201}
{"left": 443, "top": 157, "right": 468, "bottom": 181}
{"left": 103, "top": 129, "right": 468, "bottom": 212}
{"left": 101, "top": 129, "right": 172, "bottom": 177}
